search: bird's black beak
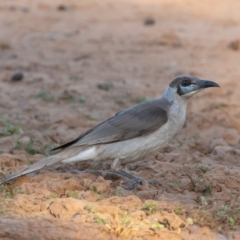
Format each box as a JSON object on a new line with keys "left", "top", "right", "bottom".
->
{"left": 197, "top": 80, "right": 220, "bottom": 89}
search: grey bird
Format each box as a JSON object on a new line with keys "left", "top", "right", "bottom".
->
{"left": 0, "top": 76, "right": 219, "bottom": 186}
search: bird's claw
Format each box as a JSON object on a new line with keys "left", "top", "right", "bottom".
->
{"left": 124, "top": 179, "right": 162, "bottom": 190}
{"left": 115, "top": 170, "right": 161, "bottom": 190}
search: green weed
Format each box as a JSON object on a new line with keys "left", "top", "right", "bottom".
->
{"left": 141, "top": 201, "right": 159, "bottom": 215}
{"left": 67, "top": 191, "right": 78, "bottom": 199}
{"left": 0, "top": 120, "right": 21, "bottom": 136}
{"left": 97, "top": 83, "right": 113, "bottom": 91}
{"left": 35, "top": 91, "right": 54, "bottom": 102}
{"left": 199, "top": 166, "right": 211, "bottom": 173}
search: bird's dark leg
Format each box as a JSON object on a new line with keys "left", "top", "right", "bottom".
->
{"left": 116, "top": 170, "right": 161, "bottom": 190}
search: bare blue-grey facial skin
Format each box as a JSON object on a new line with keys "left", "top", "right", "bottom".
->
{"left": 176, "top": 78, "right": 220, "bottom": 96}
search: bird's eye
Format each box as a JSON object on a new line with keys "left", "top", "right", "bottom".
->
{"left": 181, "top": 80, "right": 191, "bottom": 87}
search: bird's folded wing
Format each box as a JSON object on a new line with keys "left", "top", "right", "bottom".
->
{"left": 51, "top": 99, "right": 169, "bottom": 151}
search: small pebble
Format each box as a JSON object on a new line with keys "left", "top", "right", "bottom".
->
{"left": 228, "top": 40, "right": 239, "bottom": 50}
{"left": 11, "top": 72, "right": 24, "bottom": 82}
{"left": 144, "top": 18, "right": 155, "bottom": 26}
{"left": 57, "top": 4, "right": 74, "bottom": 11}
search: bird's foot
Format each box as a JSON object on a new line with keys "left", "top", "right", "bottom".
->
{"left": 124, "top": 179, "right": 162, "bottom": 191}
{"left": 116, "top": 170, "right": 161, "bottom": 190}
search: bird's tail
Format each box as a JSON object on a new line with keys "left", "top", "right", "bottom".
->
{"left": 0, "top": 155, "right": 62, "bottom": 185}
{"left": 0, "top": 147, "right": 84, "bottom": 185}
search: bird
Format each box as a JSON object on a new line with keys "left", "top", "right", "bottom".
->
{"left": 0, "top": 76, "right": 219, "bottom": 186}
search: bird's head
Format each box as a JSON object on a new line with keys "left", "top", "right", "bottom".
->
{"left": 169, "top": 76, "right": 220, "bottom": 99}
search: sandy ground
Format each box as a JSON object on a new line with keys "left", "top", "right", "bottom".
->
{"left": 0, "top": 0, "right": 240, "bottom": 239}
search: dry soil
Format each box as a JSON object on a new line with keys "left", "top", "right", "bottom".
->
{"left": 0, "top": 0, "right": 240, "bottom": 239}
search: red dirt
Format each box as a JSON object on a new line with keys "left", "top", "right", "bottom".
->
{"left": 0, "top": 0, "right": 240, "bottom": 239}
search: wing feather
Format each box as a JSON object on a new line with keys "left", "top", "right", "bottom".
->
{"left": 51, "top": 98, "right": 170, "bottom": 151}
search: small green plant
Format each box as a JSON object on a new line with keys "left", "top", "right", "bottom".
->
{"left": 94, "top": 193, "right": 103, "bottom": 200}
{"left": 84, "top": 204, "right": 94, "bottom": 212}
{"left": 177, "top": 140, "right": 183, "bottom": 147}
{"left": 228, "top": 216, "right": 235, "bottom": 226}
{"left": 89, "top": 116, "right": 98, "bottom": 121}
{"left": 2, "top": 185, "right": 9, "bottom": 192}
{"left": 199, "top": 166, "right": 211, "bottom": 173}
{"left": 115, "top": 188, "right": 122, "bottom": 196}
{"left": 165, "top": 188, "right": 170, "bottom": 193}
{"left": 89, "top": 163, "right": 101, "bottom": 171}
{"left": 3, "top": 186, "right": 20, "bottom": 199}
{"left": 200, "top": 196, "right": 208, "bottom": 206}
{"left": 16, "top": 139, "right": 52, "bottom": 156}
{"left": 35, "top": 91, "right": 54, "bottom": 102}
{"left": 47, "top": 194, "right": 57, "bottom": 199}
{"left": 217, "top": 210, "right": 225, "bottom": 217}
{"left": 0, "top": 207, "right": 8, "bottom": 214}
{"left": 5, "top": 191, "right": 14, "bottom": 199}
{"left": 141, "top": 201, "right": 159, "bottom": 215}
{"left": 59, "top": 92, "right": 85, "bottom": 104}
{"left": 95, "top": 214, "right": 106, "bottom": 224}
{"left": 204, "top": 183, "right": 212, "bottom": 196}
{"left": 137, "top": 97, "right": 148, "bottom": 103}
{"left": 67, "top": 191, "right": 78, "bottom": 199}
{"left": 112, "top": 95, "right": 128, "bottom": 105}
{"left": 73, "top": 96, "right": 85, "bottom": 104}
{"left": 25, "top": 142, "right": 40, "bottom": 155}
{"left": 150, "top": 221, "right": 164, "bottom": 230}
{"left": 16, "top": 140, "right": 23, "bottom": 149}
{"left": 174, "top": 207, "right": 183, "bottom": 215}
{"left": 134, "top": 203, "right": 139, "bottom": 208}
{"left": 0, "top": 120, "right": 21, "bottom": 136}
{"left": 90, "top": 186, "right": 97, "bottom": 192}
{"left": 196, "top": 177, "right": 204, "bottom": 183}
{"left": 120, "top": 212, "right": 131, "bottom": 225}
{"left": 173, "top": 180, "right": 179, "bottom": 186}
{"left": 97, "top": 82, "right": 113, "bottom": 91}
{"left": 215, "top": 204, "right": 240, "bottom": 230}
